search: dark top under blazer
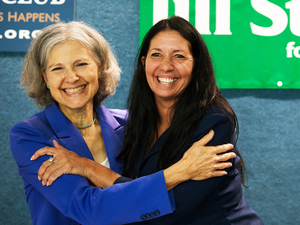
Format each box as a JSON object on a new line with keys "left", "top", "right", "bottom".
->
{"left": 129, "top": 105, "right": 264, "bottom": 225}
{"left": 10, "top": 103, "right": 174, "bottom": 225}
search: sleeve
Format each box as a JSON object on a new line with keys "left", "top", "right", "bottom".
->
{"left": 170, "top": 111, "right": 237, "bottom": 217}
{"left": 113, "top": 176, "right": 133, "bottom": 184}
{"left": 10, "top": 122, "right": 174, "bottom": 225}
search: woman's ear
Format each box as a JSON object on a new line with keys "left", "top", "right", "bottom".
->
{"left": 41, "top": 70, "right": 48, "bottom": 84}
{"left": 141, "top": 56, "right": 145, "bottom": 66}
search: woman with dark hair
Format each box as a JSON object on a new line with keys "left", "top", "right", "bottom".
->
{"left": 118, "top": 16, "right": 263, "bottom": 224}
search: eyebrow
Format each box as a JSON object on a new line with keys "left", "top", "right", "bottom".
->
{"left": 47, "top": 58, "right": 90, "bottom": 70}
{"left": 149, "top": 48, "right": 185, "bottom": 53}
{"left": 48, "top": 63, "right": 63, "bottom": 70}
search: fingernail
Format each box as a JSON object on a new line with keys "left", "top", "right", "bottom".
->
{"left": 42, "top": 181, "right": 45, "bottom": 186}
{"left": 38, "top": 176, "right": 41, "bottom": 181}
{"left": 30, "top": 155, "right": 34, "bottom": 160}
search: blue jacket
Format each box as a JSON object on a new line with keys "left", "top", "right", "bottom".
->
{"left": 129, "top": 105, "right": 264, "bottom": 225}
{"left": 10, "top": 103, "right": 174, "bottom": 225}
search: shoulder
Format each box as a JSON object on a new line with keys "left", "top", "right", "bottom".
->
{"left": 201, "top": 104, "right": 232, "bottom": 127}
{"left": 191, "top": 104, "right": 235, "bottom": 144}
{"left": 204, "top": 104, "right": 230, "bottom": 118}
{"left": 96, "top": 105, "right": 128, "bottom": 127}
{"left": 10, "top": 110, "right": 51, "bottom": 153}
{"left": 10, "top": 110, "right": 50, "bottom": 166}
{"left": 108, "top": 108, "right": 128, "bottom": 126}
{"left": 10, "top": 110, "right": 47, "bottom": 135}
{"left": 108, "top": 108, "right": 128, "bottom": 119}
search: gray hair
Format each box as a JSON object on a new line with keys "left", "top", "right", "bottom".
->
{"left": 21, "top": 21, "right": 121, "bottom": 108}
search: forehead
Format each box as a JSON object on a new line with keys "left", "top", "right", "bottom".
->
{"left": 50, "top": 40, "right": 88, "bottom": 55}
{"left": 47, "top": 40, "right": 94, "bottom": 63}
{"left": 149, "top": 30, "right": 191, "bottom": 50}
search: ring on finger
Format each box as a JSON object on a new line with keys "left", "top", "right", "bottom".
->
{"left": 48, "top": 157, "right": 54, "bottom": 165}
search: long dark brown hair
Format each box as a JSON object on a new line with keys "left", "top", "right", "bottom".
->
{"left": 118, "top": 16, "right": 246, "bottom": 186}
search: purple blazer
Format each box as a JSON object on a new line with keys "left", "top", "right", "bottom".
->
{"left": 10, "top": 103, "right": 174, "bottom": 225}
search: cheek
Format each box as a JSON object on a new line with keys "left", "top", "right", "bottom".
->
{"left": 91, "top": 75, "right": 100, "bottom": 94}
{"left": 145, "top": 59, "right": 159, "bottom": 75}
{"left": 94, "top": 80, "right": 99, "bottom": 92}
{"left": 180, "top": 63, "right": 193, "bottom": 79}
{"left": 144, "top": 65, "right": 153, "bottom": 83}
{"left": 48, "top": 76, "right": 62, "bottom": 87}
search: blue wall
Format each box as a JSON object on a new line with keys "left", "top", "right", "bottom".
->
{"left": 1, "top": 1, "right": 299, "bottom": 224}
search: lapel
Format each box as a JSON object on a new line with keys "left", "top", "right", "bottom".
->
{"left": 44, "top": 103, "right": 125, "bottom": 174}
{"left": 96, "top": 105, "right": 125, "bottom": 174}
{"left": 44, "top": 103, "right": 94, "bottom": 160}
{"left": 144, "top": 129, "right": 168, "bottom": 159}
{"left": 136, "top": 130, "right": 168, "bottom": 175}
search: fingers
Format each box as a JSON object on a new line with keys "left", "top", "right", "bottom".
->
{"left": 193, "top": 130, "right": 215, "bottom": 146}
{"left": 30, "top": 140, "right": 61, "bottom": 161}
{"left": 52, "top": 140, "right": 62, "bottom": 149}
{"left": 209, "top": 162, "right": 234, "bottom": 178}
{"left": 211, "top": 170, "right": 228, "bottom": 177}
{"left": 31, "top": 147, "right": 56, "bottom": 161}
{"left": 32, "top": 142, "right": 75, "bottom": 186}
{"left": 38, "top": 159, "right": 55, "bottom": 185}
{"left": 217, "top": 152, "right": 236, "bottom": 162}
{"left": 214, "top": 161, "right": 233, "bottom": 170}
{"left": 38, "top": 157, "right": 66, "bottom": 186}
{"left": 43, "top": 165, "right": 64, "bottom": 186}
{"left": 214, "top": 143, "right": 234, "bottom": 155}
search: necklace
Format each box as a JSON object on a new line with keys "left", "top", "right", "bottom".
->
{"left": 76, "top": 112, "right": 97, "bottom": 129}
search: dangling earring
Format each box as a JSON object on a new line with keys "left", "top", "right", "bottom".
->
{"left": 47, "top": 84, "right": 50, "bottom": 88}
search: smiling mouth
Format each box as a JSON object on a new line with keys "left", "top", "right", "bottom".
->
{"left": 158, "top": 77, "right": 178, "bottom": 84}
{"left": 64, "top": 85, "right": 85, "bottom": 94}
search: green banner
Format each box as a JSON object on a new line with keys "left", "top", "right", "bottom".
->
{"left": 140, "top": 0, "right": 300, "bottom": 89}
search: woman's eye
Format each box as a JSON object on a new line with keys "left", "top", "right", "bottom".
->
{"left": 174, "top": 54, "right": 185, "bottom": 59}
{"left": 51, "top": 67, "right": 62, "bottom": 71}
{"left": 77, "top": 62, "right": 88, "bottom": 66}
{"left": 151, "top": 53, "right": 161, "bottom": 57}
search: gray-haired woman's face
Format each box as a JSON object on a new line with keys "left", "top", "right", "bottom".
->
{"left": 42, "top": 40, "right": 99, "bottom": 113}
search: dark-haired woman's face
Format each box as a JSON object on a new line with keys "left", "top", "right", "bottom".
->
{"left": 142, "top": 30, "right": 193, "bottom": 104}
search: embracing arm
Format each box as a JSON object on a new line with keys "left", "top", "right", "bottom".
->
{"left": 32, "top": 130, "right": 235, "bottom": 190}
{"left": 13, "top": 115, "right": 234, "bottom": 224}
{"left": 31, "top": 140, "right": 121, "bottom": 187}
{"left": 10, "top": 122, "right": 174, "bottom": 224}
{"left": 163, "top": 129, "right": 234, "bottom": 190}
{"left": 161, "top": 110, "right": 240, "bottom": 224}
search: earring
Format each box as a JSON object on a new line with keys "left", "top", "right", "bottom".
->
{"left": 47, "top": 84, "right": 50, "bottom": 88}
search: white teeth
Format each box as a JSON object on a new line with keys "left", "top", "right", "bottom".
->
{"left": 158, "top": 77, "right": 177, "bottom": 84}
{"left": 64, "top": 86, "right": 85, "bottom": 94}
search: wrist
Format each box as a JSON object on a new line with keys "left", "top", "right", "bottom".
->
{"left": 163, "top": 161, "right": 189, "bottom": 191}
{"left": 82, "top": 158, "right": 97, "bottom": 180}
{"left": 85, "top": 159, "right": 121, "bottom": 188}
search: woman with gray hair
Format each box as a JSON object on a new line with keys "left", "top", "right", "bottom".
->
{"left": 10, "top": 21, "right": 235, "bottom": 225}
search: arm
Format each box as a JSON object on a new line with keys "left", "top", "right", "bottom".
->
{"left": 31, "top": 140, "right": 121, "bottom": 187}
{"left": 163, "top": 129, "right": 234, "bottom": 190}
{"left": 10, "top": 122, "right": 173, "bottom": 224}
{"left": 33, "top": 130, "right": 235, "bottom": 189}
{"left": 162, "top": 111, "right": 239, "bottom": 222}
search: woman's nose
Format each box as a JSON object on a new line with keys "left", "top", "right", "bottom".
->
{"left": 160, "top": 57, "right": 173, "bottom": 71}
{"left": 64, "top": 70, "right": 79, "bottom": 82}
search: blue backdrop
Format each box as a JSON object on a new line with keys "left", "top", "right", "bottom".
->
{"left": 0, "top": 1, "right": 299, "bottom": 224}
